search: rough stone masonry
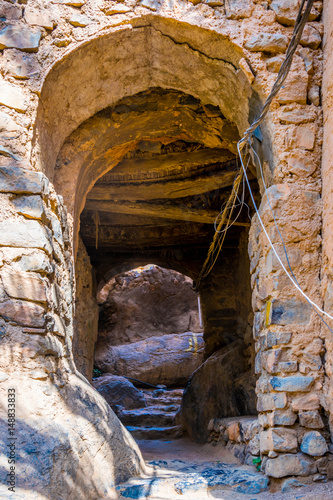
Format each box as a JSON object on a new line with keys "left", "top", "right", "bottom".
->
{"left": 0, "top": 0, "right": 333, "bottom": 498}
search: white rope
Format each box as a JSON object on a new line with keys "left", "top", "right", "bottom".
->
{"left": 237, "top": 141, "right": 333, "bottom": 325}
{"left": 195, "top": 0, "right": 316, "bottom": 292}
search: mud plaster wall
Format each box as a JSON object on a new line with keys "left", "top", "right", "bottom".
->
{"left": 0, "top": 0, "right": 329, "bottom": 493}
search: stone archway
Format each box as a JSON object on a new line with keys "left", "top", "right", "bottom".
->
{"left": 40, "top": 52, "right": 260, "bottom": 479}
{"left": 0, "top": 3, "right": 327, "bottom": 498}
{"left": 33, "top": 17, "right": 263, "bottom": 243}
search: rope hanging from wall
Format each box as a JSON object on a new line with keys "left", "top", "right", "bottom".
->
{"left": 194, "top": 0, "right": 315, "bottom": 292}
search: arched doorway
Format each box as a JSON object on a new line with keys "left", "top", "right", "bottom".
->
{"left": 34, "top": 19, "right": 262, "bottom": 493}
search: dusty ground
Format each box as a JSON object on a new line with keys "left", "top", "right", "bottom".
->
{"left": 139, "top": 437, "right": 248, "bottom": 464}
{"left": 136, "top": 438, "right": 333, "bottom": 500}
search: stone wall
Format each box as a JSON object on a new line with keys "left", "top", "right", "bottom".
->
{"left": 0, "top": 166, "right": 145, "bottom": 498}
{"left": 0, "top": 166, "right": 74, "bottom": 363}
{"left": 0, "top": 0, "right": 329, "bottom": 492}
{"left": 246, "top": 1, "right": 325, "bottom": 469}
{"left": 322, "top": 0, "right": 333, "bottom": 447}
{"left": 73, "top": 236, "right": 99, "bottom": 380}
{"left": 250, "top": 183, "right": 327, "bottom": 477}
{"left": 200, "top": 230, "right": 253, "bottom": 358}
{"left": 247, "top": 8, "right": 325, "bottom": 470}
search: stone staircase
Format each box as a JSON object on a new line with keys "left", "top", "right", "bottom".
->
{"left": 119, "top": 387, "right": 184, "bottom": 440}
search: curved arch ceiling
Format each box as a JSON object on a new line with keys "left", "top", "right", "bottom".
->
{"left": 35, "top": 16, "right": 256, "bottom": 188}
{"left": 35, "top": 17, "right": 260, "bottom": 258}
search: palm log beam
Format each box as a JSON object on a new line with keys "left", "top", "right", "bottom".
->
{"left": 84, "top": 200, "right": 250, "bottom": 226}
{"left": 87, "top": 156, "right": 248, "bottom": 202}
{"left": 80, "top": 222, "right": 214, "bottom": 249}
{"left": 99, "top": 148, "right": 235, "bottom": 182}
{"left": 88, "top": 170, "right": 242, "bottom": 201}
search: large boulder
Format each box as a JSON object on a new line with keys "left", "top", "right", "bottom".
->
{"left": 0, "top": 371, "right": 145, "bottom": 500}
{"left": 92, "top": 374, "right": 147, "bottom": 411}
{"left": 95, "top": 332, "right": 204, "bottom": 386}
{"left": 181, "top": 341, "right": 257, "bottom": 443}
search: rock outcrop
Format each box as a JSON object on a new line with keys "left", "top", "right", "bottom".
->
{"left": 95, "top": 332, "right": 204, "bottom": 387}
{"left": 92, "top": 374, "right": 147, "bottom": 411}
{"left": 0, "top": 372, "right": 146, "bottom": 500}
{"left": 97, "top": 265, "right": 202, "bottom": 347}
{"left": 181, "top": 342, "right": 256, "bottom": 443}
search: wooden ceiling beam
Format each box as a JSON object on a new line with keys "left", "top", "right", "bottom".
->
{"left": 84, "top": 200, "right": 250, "bottom": 226}
{"left": 80, "top": 222, "right": 213, "bottom": 249}
{"left": 87, "top": 168, "right": 243, "bottom": 201}
{"left": 99, "top": 148, "right": 235, "bottom": 182}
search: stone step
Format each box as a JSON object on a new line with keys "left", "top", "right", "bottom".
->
{"left": 143, "top": 389, "right": 184, "bottom": 407}
{"left": 145, "top": 404, "right": 180, "bottom": 413}
{"left": 120, "top": 408, "right": 177, "bottom": 427}
{"left": 126, "top": 425, "right": 183, "bottom": 440}
{"left": 144, "top": 398, "right": 182, "bottom": 409}
{"left": 143, "top": 388, "right": 184, "bottom": 396}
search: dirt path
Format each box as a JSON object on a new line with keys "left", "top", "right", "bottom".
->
{"left": 128, "top": 437, "right": 333, "bottom": 500}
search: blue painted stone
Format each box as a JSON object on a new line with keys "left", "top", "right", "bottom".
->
{"left": 270, "top": 410, "right": 298, "bottom": 426}
{"left": 0, "top": 166, "right": 45, "bottom": 194}
{"left": 278, "top": 361, "right": 298, "bottom": 373}
{"left": 255, "top": 352, "right": 262, "bottom": 374}
{"left": 235, "top": 476, "right": 270, "bottom": 494}
{"left": 266, "top": 330, "right": 292, "bottom": 348}
{"left": 269, "top": 375, "right": 314, "bottom": 392}
{"left": 201, "top": 464, "right": 269, "bottom": 493}
{"left": 12, "top": 195, "right": 44, "bottom": 220}
{"left": 119, "top": 485, "right": 147, "bottom": 499}
{"left": 174, "top": 478, "right": 207, "bottom": 495}
{"left": 254, "top": 312, "right": 264, "bottom": 339}
{"left": 269, "top": 298, "right": 311, "bottom": 326}
{"left": 281, "top": 478, "right": 305, "bottom": 493}
{"left": 300, "top": 431, "right": 328, "bottom": 457}
{"left": 0, "top": 325, "right": 5, "bottom": 337}
{"left": 0, "top": 25, "right": 42, "bottom": 51}
{"left": 118, "top": 478, "right": 165, "bottom": 499}
{"left": 119, "top": 460, "right": 270, "bottom": 498}
{"left": 257, "top": 392, "right": 287, "bottom": 412}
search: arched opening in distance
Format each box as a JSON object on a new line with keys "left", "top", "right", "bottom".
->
{"left": 92, "top": 264, "right": 203, "bottom": 441}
